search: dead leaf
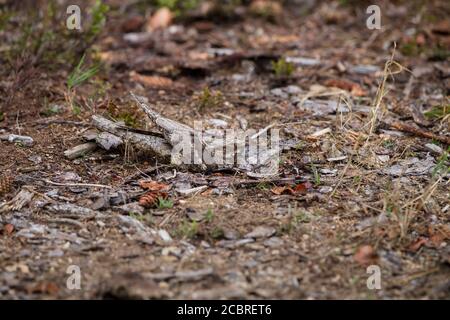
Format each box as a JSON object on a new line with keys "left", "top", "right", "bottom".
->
{"left": 271, "top": 182, "right": 312, "bottom": 195}
{"left": 415, "top": 33, "right": 426, "bottom": 46}
{"left": 428, "top": 225, "right": 450, "bottom": 247}
{"left": 130, "top": 71, "right": 173, "bottom": 88}
{"left": 293, "top": 182, "right": 312, "bottom": 193}
{"left": 121, "top": 15, "right": 144, "bottom": 33}
{"left": 324, "top": 79, "right": 367, "bottom": 96}
{"left": 3, "top": 223, "right": 14, "bottom": 235}
{"left": 271, "top": 186, "right": 289, "bottom": 195}
{"left": 354, "top": 245, "right": 377, "bottom": 266}
{"left": 139, "top": 180, "right": 170, "bottom": 192}
{"left": 146, "top": 7, "right": 172, "bottom": 31}
{"left": 408, "top": 237, "right": 429, "bottom": 252}
{"left": 432, "top": 20, "right": 450, "bottom": 35}
{"left": 29, "top": 282, "right": 59, "bottom": 295}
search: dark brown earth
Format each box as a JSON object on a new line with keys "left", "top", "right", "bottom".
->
{"left": 0, "top": 0, "right": 449, "bottom": 299}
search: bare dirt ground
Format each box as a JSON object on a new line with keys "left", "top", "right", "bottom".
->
{"left": 0, "top": 0, "right": 449, "bottom": 299}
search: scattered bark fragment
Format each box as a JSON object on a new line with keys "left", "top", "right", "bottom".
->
{"left": 0, "top": 187, "right": 34, "bottom": 213}
{"left": 245, "top": 226, "right": 276, "bottom": 239}
{"left": 64, "top": 142, "right": 98, "bottom": 160}
{"left": 0, "top": 134, "right": 34, "bottom": 146}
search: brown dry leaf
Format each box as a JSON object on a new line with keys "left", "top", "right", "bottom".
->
{"left": 408, "top": 237, "right": 429, "bottom": 252}
{"left": 139, "top": 180, "right": 170, "bottom": 192}
{"left": 270, "top": 186, "right": 292, "bottom": 195}
{"left": 3, "top": 223, "right": 14, "bottom": 235}
{"left": 121, "top": 15, "right": 144, "bottom": 33}
{"left": 130, "top": 71, "right": 173, "bottom": 88}
{"left": 146, "top": 7, "right": 173, "bottom": 31}
{"left": 271, "top": 182, "right": 312, "bottom": 195}
{"left": 293, "top": 182, "right": 312, "bottom": 194}
{"left": 415, "top": 33, "right": 426, "bottom": 46}
{"left": 201, "top": 188, "right": 213, "bottom": 196}
{"left": 428, "top": 225, "right": 450, "bottom": 247}
{"left": 29, "top": 282, "right": 59, "bottom": 295}
{"left": 354, "top": 245, "right": 377, "bottom": 266}
{"left": 324, "top": 79, "right": 367, "bottom": 97}
{"left": 432, "top": 20, "right": 450, "bottom": 35}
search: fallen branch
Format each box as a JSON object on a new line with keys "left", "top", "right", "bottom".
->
{"left": 386, "top": 120, "right": 450, "bottom": 145}
{"left": 44, "top": 179, "right": 113, "bottom": 189}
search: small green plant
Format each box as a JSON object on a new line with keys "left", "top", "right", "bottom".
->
{"left": 67, "top": 54, "right": 100, "bottom": 90}
{"left": 178, "top": 219, "right": 199, "bottom": 239}
{"left": 196, "top": 87, "right": 223, "bottom": 111}
{"left": 293, "top": 211, "right": 311, "bottom": 224}
{"left": 382, "top": 139, "right": 395, "bottom": 149}
{"left": 66, "top": 54, "right": 100, "bottom": 114}
{"left": 117, "top": 112, "right": 138, "bottom": 128}
{"left": 271, "top": 58, "right": 295, "bottom": 77}
{"left": 352, "top": 175, "right": 361, "bottom": 185}
{"left": 0, "top": 10, "right": 13, "bottom": 31}
{"left": 129, "top": 212, "right": 145, "bottom": 221}
{"left": 71, "top": 104, "right": 82, "bottom": 115}
{"left": 429, "top": 47, "right": 450, "bottom": 61}
{"left": 310, "top": 164, "right": 321, "bottom": 186}
{"left": 278, "top": 204, "right": 311, "bottom": 234}
{"left": 205, "top": 209, "right": 214, "bottom": 223}
{"left": 210, "top": 226, "right": 224, "bottom": 239}
{"left": 400, "top": 41, "right": 421, "bottom": 57}
{"left": 157, "top": 197, "right": 174, "bottom": 209}
{"left": 424, "top": 105, "right": 450, "bottom": 120}
{"left": 129, "top": 212, "right": 153, "bottom": 225}
{"left": 155, "top": 0, "right": 201, "bottom": 16}
{"left": 256, "top": 182, "right": 271, "bottom": 191}
{"left": 432, "top": 147, "right": 450, "bottom": 179}
{"left": 40, "top": 99, "right": 63, "bottom": 117}
{"left": 294, "top": 142, "right": 305, "bottom": 150}
{"left": 85, "top": 0, "right": 109, "bottom": 43}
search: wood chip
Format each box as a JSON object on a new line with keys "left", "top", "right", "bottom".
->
{"left": 64, "top": 142, "right": 98, "bottom": 159}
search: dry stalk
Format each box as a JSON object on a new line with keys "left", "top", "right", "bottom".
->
{"left": 365, "top": 45, "right": 407, "bottom": 143}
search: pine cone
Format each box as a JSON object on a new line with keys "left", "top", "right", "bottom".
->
{"left": 139, "top": 191, "right": 167, "bottom": 208}
{"left": 0, "top": 175, "right": 14, "bottom": 196}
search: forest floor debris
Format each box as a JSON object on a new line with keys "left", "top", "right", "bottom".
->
{"left": 0, "top": 0, "right": 449, "bottom": 299}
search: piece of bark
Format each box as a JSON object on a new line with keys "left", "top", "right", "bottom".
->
{"left": 0, "top": 134, "right": 34, "bottom": 146}
{"left": 130, "top": 93, "right": 194, "bottom": 141}
{"left": 91, "top": 115, "right": 172, "bottom": 159}
{"left": 46, "top": 203, "right": 97, "bottom": 219}
{"left": 0, "top": 187, "right": 34, "bottom": 213}
{"left": 96, "top": 132, "right": 123, "bottom": 150}
{"left": 64, "top": 142, "right": 98, "bottom": 159}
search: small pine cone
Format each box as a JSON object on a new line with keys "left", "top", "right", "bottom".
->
{"left": 138, "top": 191, "right": 168, "bottom": 208}
{"left": 0, "top": 175, "right": 14, "bottom": 195}
{"left": 139, "top": 192, "right": 159, "bottom": 208}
